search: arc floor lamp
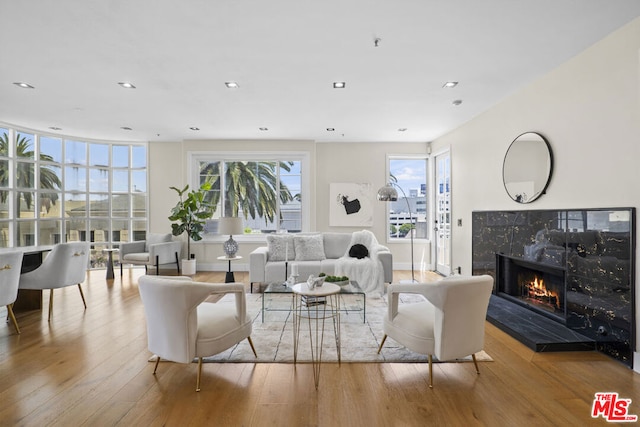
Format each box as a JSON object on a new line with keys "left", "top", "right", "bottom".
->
{"left": 377, "top": 182, "right": 417, "bottom": 284}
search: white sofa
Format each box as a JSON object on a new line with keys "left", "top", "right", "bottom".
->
{"left": 249, "top": 231, "right": 393, "bottom": 293}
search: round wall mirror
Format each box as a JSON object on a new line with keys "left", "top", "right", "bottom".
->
{"left": 502, "top": 132, "right": 553, "bottom": 203}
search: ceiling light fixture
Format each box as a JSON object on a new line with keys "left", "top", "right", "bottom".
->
{"left": 398, "top": 128, "right": 407, "bottom": 132}
{"left": 189, "top": 127, "right": 200, "bottom": 131}
{"left": 118, "top": 82, "right": 136, "bottom": 89}
{"left": 49, "top": 127, "right": 62, "bottom": 131}
{"left": 333, "top": 82, "right": 346, "bottom": 89}
{"left": 259, "top": 127, "right": 268, "bottom": 131}
{"left": 452, "top": 99, "right": 463, "bottom": 106}
{"left": 13, "top": 82, "right": 34, "bottom": 89}
{"left": 225, "top": 82, "right": 239, "bottom": 89}
{"left": 443, "top": 81, "right": 458, "bottom": 88}
{"left": 121, "top": 126, "right": 133, "bottom": 130}
{"left": 326, "top": 128, "right": 335, "bottom": 131}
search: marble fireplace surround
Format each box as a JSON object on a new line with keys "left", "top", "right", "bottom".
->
{"left": 472, "top": 208, "right": 635, "bottom": 368}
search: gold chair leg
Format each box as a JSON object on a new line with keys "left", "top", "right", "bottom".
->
{"left": 196, "top": 357, "right": 203, "bottom": 392}
{"left": 377, "top": 334, "right": 388, "bottom": 354}
{"left": 77, "top": 284, "right": 87, "bottom": 309}
{"left": 7, "top": 304, "right": 20, "bottom": 334}
{"left": 247, "top": 336, "right": 258, "bottom": 358}
{"left": 48, "top": 289, "right": 54, "bottom": 322}
{"left": 153, "top": 356, "right": 160, "bottom": 374}
{"left": 428, "top": 355, "right": 433, "bottom": 388}
{"left": 472, "top": 353, "right": 480, "bottom": 375}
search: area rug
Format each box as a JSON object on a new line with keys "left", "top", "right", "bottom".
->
{"left": 193, "top": 291, "right": 493, "bottom": 364}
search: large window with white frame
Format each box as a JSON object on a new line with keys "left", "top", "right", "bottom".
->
{"left": 190, "top": 152, "right": 308, "bottom": 235}
{"left": 386, "top": 156, "right": 429, "bottom": 240}
{"left": 0, "top": 125, "right": 147, "bottom": 267}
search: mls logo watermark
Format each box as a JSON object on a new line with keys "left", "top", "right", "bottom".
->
{"left": 592, "top": 392, "right": 638, "bottom": 422}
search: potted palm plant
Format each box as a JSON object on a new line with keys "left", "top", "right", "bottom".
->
{"left": 168, "top": 181, "right": 214, "bottom": 274}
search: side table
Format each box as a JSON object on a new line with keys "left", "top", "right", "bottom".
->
{"left": 102, "top": 248, "right": 119, "bottom": 280}
{"left": 292, "top": 282, "right": 341, "bottom": 389}
{"left": 217, "top": 255, "right": 243, "bottom": 283}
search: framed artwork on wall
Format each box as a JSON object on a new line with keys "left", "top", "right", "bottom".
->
{"left": 329, "top": 183, "right": 373, "bottom": 227}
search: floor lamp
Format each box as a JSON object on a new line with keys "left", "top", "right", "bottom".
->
{"left": 377, "top": 182, "right": 417, "bottom": 284}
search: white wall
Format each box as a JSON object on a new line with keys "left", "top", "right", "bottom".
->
{"left": 148, "top": 139, "right": 429, "bottom": 271}
{"left": 315, "top": 142, "right": 431, "bottom": 270}
{"left": 431, "top": 17, "right": 640, "bottom": 371}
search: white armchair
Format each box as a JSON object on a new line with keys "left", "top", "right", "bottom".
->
{"left": 0, "top": 251, "right": 24, "bottom": 334}
{"left": 138, "top": 275, "right": 257, "bottom": 392}
{"left": 377, "top": 274, "right": 494, "bottom": 387}
{"left": 120, "top": 233, "right": 181, "bottom": 276}
{"left": 19, "top": 242, "right": 90, "bottom": 321}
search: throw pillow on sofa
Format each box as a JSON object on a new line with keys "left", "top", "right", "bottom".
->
{"left": 266, "top": 235, "right": 296, "bottom": 261}
{"left": 348, "top": 244, "right": 369, "bottom": 259}
{"left": 294, "top": 234, "right": 326, "bottom": 261}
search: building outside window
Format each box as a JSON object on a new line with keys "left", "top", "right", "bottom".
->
{"left": 387, "top": 157, "right": 429, "bottom": 240}
{"left": 0, "top": 126, "right": 147, "bottom": 267}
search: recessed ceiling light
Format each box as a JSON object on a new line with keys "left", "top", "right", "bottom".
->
{"left": 452, "top": 99, "right": 463, "bottom": 106}
{"left": 49, "top": 127, "right": 62, "bottom": 131}
{"left": 225, "top": 82, "right": 239, "bottom": 89}
{"left": 13, "top": 82, "right": 34, "bottom": 89}
{"left": 443, "top": 81, "right": 458, "bottom": 88}
{"left": 121, "top": 126, "right": 133, "bottom": 131}
{"left": 189, "top": 127, "right": 200, "bottom": 131}
{"left": 398, "top": 128, "right": 407, "bottom": 132}
{"left": 118, "top": 82, "right": 136, "bottom": 89}
{"left": 259, "top": 127, "right": 268, "bottom": 131}
{"left": 326, "top": 128, "right": 335, "bottom": 131}
{"left": 333, "top": 82, "right": 346, "bottom": 89}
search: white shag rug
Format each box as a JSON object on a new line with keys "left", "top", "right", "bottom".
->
{"left": 189, "top": 291, "right": 493, "bottom": 364}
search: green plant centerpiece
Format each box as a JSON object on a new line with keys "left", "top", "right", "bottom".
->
{"left": 319, "top": 273, "right": 349, "bottom": 283}
{"left": 168, "top": 182, "right": 214, "bottom": 259}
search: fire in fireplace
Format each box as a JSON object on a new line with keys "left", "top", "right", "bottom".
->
{"left": 495, "top": 254, "right": 566, "bottom": 322}
{"left": 519, "top": 273, "right": 560, "bottom": 313}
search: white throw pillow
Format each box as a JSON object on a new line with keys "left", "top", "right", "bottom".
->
{"left": 266, "top": 235, "right": 295, "bottom": 261}
{"left": 294, "top": 234, "right": 326, "bottom": 261}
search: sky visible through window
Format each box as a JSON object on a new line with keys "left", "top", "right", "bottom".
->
{"left": 390, "top": 159, "right": 427, "bottom": 196}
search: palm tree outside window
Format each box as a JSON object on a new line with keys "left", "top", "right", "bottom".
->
{"left": 198, "top": 159, "right": 302, "bottom": 234}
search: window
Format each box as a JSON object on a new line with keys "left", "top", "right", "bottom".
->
{"left": 191, "top": 153, "right": 307, "bottom": 235}
{"left": 386, "top": 157, "right": 428, "bottom": 240}
{"left": 0, "top": 125, "right": 147, "bottom": 268}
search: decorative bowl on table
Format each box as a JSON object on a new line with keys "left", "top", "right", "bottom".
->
{"left": 320, "top": 275, "right": 350, "bottom": 286}
{"left": 332, "top": 280, "right": 350, "bottom": 286}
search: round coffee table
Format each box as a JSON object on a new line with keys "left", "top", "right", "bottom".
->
{"left": 291, "top": 282, "right": 341, "bottom": 389}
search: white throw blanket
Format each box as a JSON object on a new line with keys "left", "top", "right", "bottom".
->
{"left": 335, "top": 230, "right": 385, "bottom": 298}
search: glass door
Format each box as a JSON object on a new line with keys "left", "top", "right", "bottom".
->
{"left": 434, "top": 151, "right": 451, "bottom": 275}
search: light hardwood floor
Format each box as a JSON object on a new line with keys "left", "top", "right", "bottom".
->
{"left": 1, "top": 268, "right": 638, "bottom": 426}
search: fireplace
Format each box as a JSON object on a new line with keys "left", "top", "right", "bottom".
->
{"left": 496, "top": 254, "right": 566, "bottom": 323}
{"left": 472, "top": 208, "right": 635, "bottom": 367}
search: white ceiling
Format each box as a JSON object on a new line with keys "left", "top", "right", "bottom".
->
{"left": 1, "top": 0, "right": 639, "bottom": 144}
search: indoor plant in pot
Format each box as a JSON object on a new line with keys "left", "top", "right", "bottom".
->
{"left": 168, "top": 181, "right": 214, "bottom": 274}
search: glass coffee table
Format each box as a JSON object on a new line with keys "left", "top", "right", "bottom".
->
{"left": 262, "top": 280, "right": 366, "bottom": 323}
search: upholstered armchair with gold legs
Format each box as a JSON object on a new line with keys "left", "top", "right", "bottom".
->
{"left": 138, "top": 276, "right": 257, "bottom": 392}
{"left": 0, "top": 251, "right": 24, "bottom": 334}
{"left": 19, "top": 242, "right": 90, "bottom": 322}
{"left": 377, "top": 274, "right": 494, "bottom": 388}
